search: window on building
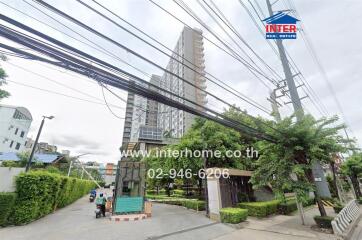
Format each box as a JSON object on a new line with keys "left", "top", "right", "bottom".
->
{"left": 20, "top": 131, "right": 25, "bottom": 138}
{"left": 9, "top": 140, "right": 14, "bottom": 148}
{"left": 15, "top": 128, "right": 19, "bottom": 135}
{"left": 15, "top": 142, "right": 21, "bottom": 150}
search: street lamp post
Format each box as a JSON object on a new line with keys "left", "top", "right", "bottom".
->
{"left": 25, "top": 115, "right": 54, "bottom": 172}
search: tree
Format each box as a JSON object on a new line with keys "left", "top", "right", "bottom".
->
{"left": 341, "top": 152, "right": 362, "bottom": 198}
{"left": 251, "top": 114, "right": 350, "bottom": 217}
{"left": 0, "top": 55, "right": 10, "bottom": 101}
{"left": 144, "top": 117, "right": 252, "bottom": 196}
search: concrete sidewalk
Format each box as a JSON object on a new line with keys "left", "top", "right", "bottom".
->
{"left": 351, "top": 217, "right": 362, "bottom": 240}
{"left": 215, "top": 206, "right": 339, "bottom": 240}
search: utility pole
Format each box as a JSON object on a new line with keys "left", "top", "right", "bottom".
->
{"left": 265, "top": 0, "right": 332, "bottom": 224}
{"left": 25, "top": 115, "right": 54, "bottom": 172}
{"left": 265, "top": 1, "right": 303, "bottom": 120}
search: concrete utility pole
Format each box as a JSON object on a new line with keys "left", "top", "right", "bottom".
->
{"left": 265, "top": 0, "right": 331, "bottom": 224}
{"left": 265, "top": 2, "right": 303, "bottom": 120}
{"left": 25, "top": 115, "right": 54, "bottom": 172}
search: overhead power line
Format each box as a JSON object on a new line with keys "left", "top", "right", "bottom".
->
{"left": 0, "top": 19, "right": 277, "bottom": 141}
{"left": 80, "top": 0, "right": 271, "bottom": 115}
{"left": 32, "top": 0, "right": 261, "bottom": 120}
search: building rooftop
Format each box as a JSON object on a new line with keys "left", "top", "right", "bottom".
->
{"left": 0, "top": 104, "right": 33, "bottom": 120}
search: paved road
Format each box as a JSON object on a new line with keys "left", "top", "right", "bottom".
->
{"left": 0, "top": 195, "right": 233, "bottom": 240}
{"left": 0, "top": 195, "right": 342, "bottom": 240}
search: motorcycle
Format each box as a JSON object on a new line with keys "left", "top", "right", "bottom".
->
{"left": 89, "top": 194, "right": 95, "bottom": 202}
{"left": 95, "top": 205, "right": 102, "bottom": 218}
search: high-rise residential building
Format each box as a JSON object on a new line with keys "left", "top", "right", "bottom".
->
{"left": 0, "top": 104, "right": 32, "bottom": 153}
{"left": 145, "top": 75, "right": 161, "bottom": 127}
{"left": 120, "top": 26, "right": 206, "bottom": 151}
{"left": 120, "top": 75, "right": 162, "bottom": 151}
{"left": 157, "top": 27, "right": 206, "bottom": 138}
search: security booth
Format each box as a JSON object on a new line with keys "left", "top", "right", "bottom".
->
{"left": 113, "top": 161, "right": 148, "bottom": 215}
{"left": 207, "top": 168, "right": 254, "bottom": 221}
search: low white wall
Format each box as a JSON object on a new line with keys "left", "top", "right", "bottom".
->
{"left": 0, "top": 167, "right": 25, "bottom": 192}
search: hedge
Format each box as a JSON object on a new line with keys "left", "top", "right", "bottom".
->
{"left": 314, "top": 216, "right": 334, "bottom": 229}
{"left": 183, "top": 200, "right": 205, "bottom": 211}
{"left": 9, "top": 171, "right": 96, "bottom": 225}
{"left": 0, "top": 193, "right": 16, "bottom": 226}
{"left": 154, "top": 199, "right": 186, "bottom": 206}
{"left": 220, "top": 208, "right": 248, "bottom": 224}
{"left": 278, "top": 198, "right": 315, "bottom": 215}
{"left": 238, "top": 200, "right": 280, "bottom": 218}
{"left": 277, "top": 200, "right": 298, "bottom": 215}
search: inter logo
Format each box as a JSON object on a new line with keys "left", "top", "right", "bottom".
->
{"left": 263, "top": 12, "right": 299, "bottom": 40}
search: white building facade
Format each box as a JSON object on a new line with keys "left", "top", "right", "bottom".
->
{"left": 0, "top": 104, "right": 32, "bottom": 153}
{"left": 157, "top": 27, "right": 207, "bottom": 138}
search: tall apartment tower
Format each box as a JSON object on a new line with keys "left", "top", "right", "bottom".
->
{"left": 157, "top": 27, "right": 207, "bottom": 138}
{"left": 120, "top": 27, "right": 206, "bottom": 150}
{"left": 121, "top": 75, "right": 161, "bottom": 151}
{"left": 145, "top": 75, "right": 161, "bottom": 127}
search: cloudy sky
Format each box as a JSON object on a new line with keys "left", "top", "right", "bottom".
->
{"left": 0, "top": 0, "right": 361, "bottom": 164}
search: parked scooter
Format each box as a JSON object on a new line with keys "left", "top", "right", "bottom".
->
{"left": 95, "top": 205, "right": 102, "bottom": 218}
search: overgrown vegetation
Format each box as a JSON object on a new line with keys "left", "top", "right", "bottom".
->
{"left": 6, "top": 171, "right": 96, "bottom": 225}
{"left": 251, "top": 114, "right": 351, "bottom": 217}
{"left": 0, "top": 55, "right": 10, "bottom": 101}
{"left": 0, "top": 193, "right": 16, "bottom": 226}
{"left": 340, "top": 152, "right": 362, "bottom": 198}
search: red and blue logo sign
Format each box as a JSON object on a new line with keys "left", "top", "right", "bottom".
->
{"left": 263, "top": 12, "right": 299, "bottom": 39}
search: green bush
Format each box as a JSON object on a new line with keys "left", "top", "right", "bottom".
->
{"left": 333, "top": 205, "right": 343, "bottom": 213}
{"left": 238, "top": 200, "right": 280, "bottom": 218}
{"left": 358, "top": 197, "right": 362, "bottom": 204}
{"left": 153, "top": 198, "right": 186, "bottom": 206}
{"left": 220, "top": 208, "right": 248, "bottom": 224}
{"left": 278, "top": 200, "right": 298, "bottom": 215}
{"left": 277, "top": 198, "right": 315, "bottom": 215}
{"left": 313, "top": 216, "right": 334, "bottom": 229}
{"left": 0, "top": 192, "right": 16, "bottom": 226}
{"left": 10, "top": 171, "right": 96, "bottom": 225}
{"left": 303, "top": 197, "right": 315, "bottom": 207}
{"left": 173, "top": 189, "right": 185, "bottom": 196}
{"left": 183, "top": 200, "right": 205, "bottom": 211}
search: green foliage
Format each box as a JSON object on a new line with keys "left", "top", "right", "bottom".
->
{"left": 0, "top": 61, "right": 10, "bottom": 101}
{"left": 251, "top": 114, "right": 350, "bottom": 216}
{"left": 9, "top": 171, "right": 96, "bottom": 225}
{"left": 0, "top": 193, "right": 16, "bottom": 226}
{"left": 326, "top": 174, "right": 338, "bottom": 198}
{"left": 313, "top": 215, "right": 334, "bottom": 229}
{"left": 277, "top": 200, "right": 298, "bottom": 215}
{"left": 220, "top": 208, "right": 248, "bottom": 223}
{"left": 341, "top": 152, "right": 362, "bottom": 197}
{"left": 341, "top": 153, "right": 362, "bottom": 177}
{"left": 173, "top": 189, "right": 185, "bottom": 197}
{"left": 277, "top": 198, "right": 315, "bottom": 215}
{"left": 44, "top": 166, "right": 63, "bottom": 174}
{"left": 154, "top": 199, "right": 186, "bottom": 206}
{"left": 182, "top": 200, "right": 205, "bottom": 211}
{"left": 1, "top": 161, "right": 19, "bottom": 167}
{"left": 333, "top": 204, "right": 343, "bottom": 213}
{"left": 238, "top": 200, "right": 280, "bottom": 218}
